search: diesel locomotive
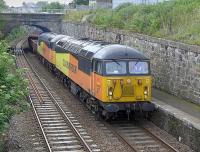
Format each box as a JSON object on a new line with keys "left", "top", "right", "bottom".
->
{"left": 30, "top": 32, "right": 155, "bottom": 119}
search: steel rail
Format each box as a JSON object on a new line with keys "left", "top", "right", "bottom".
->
{"left": 111, "top": 126, "right": 138, "bottom": 151}
{"left": 17, "top": 55, "right": 52, "bottom": 152}
{"left": 18, "top": 55, "right": 44, "bottom": 104}
{"left": 16, "top": 38, "right": 178, "bottom": 152}
{"left": 101, "top": 121, "right": 138, "bottom": 152}
{"left": 142, "top": 126, "right": 179, "bottom": 152}
{"left": 107, "top": 120, "right": 179, "bottom": 152}
{"left": 29, "top": 96, "right": 52, "bottom": 152}
{"left": 23, "top": 54, "right": 93, "bottom": 152}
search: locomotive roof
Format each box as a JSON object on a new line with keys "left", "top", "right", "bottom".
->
{"left": 38, "top": 32, "right": 57, "bottom": 43}
{"left": 51, "top": 35, "right": 70, "bottom": 49}
{"left": 50, "top": 35, "right": 66, "bottom": 43}
{"left": 92, "top": 44, "right": 148, "bottom": 60}
{"left": 40, "top": 33, "right": 148, "bottom": 61}
{"left": 79, "top": 42, "right": 148, "bottom": 60}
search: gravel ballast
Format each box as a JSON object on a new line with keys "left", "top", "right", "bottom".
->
{"left": 6, "top": 109, "right": 45, "bottom": 152}
{"left": 4, "top": 51, "right": 193, "bottom": 152}
{"left": 25, "top": 52, "right": 193, "bottom": 152}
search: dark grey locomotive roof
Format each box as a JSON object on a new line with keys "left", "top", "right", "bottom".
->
{"left": 38, "top": 32, "right": 57, "bottom": 43}
{"left": 39, "top": 33, "right": 149, "bottom": 61}
{"left": 50, "top": 35, "right": 68, "bottom": 49}
{"left": 92, "top": 44, "right": 148, "bottom": 60}
{"left": 54, "top": 36, "right": 75, "bottom": 53}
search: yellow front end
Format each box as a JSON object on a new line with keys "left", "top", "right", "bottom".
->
{"left": 100, "top": 76, "right": 152, "bottom": 103}
{"left": 37, "top": 42, "right": 44, "bottom": 56}
{"left": 55, "top": 53, "right": 70, "bottom": 76}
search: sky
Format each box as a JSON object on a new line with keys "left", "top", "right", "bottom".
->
{"left": 4, "top": 0, "right": 73, "bottom": 7}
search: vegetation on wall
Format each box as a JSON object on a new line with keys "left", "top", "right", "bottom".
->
{"left": 0, "top": 0, "right": 6, "bottom": 38}
{"left": 0, "top": 26, "right": 29, "bottom": 145}
{"left": 73, "top": 0, "right": 89, "bottom": 6}
{"left": 42, "top": 2, "right": 65, "bottom": 12}
{"left": 5, "top": 26, "right": 28, "bottom": 44}
{"left": 0, "top": 40, "right": 29, "bottom": 132}
{"left": 0, "top": 0, "right": 6, "bottom": 12}
{"left": 65, "top": 10, "right": 91, "bottom": 22}
{"left": 65, "top": 0, "right": 200, "bottom": 45}
{"left": 0, "top": 0, "right": 29, "bottom": 142}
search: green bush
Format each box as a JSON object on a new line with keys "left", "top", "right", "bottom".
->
{"left": 65, "top": 0, "right": 200, "bottom": 45}
{"left": 5, "top": 26, "right": 28, "bottom": 43}
{"left": 0, "top": 40, "right": 29, "bottom": 132}
{"left": 64, "top": 10, "right": 91, "bottom": 22}
{"left": 42, "top": 2, "right": 65, "bottom": 12}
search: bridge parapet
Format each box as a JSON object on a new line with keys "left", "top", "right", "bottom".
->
{"left": 0, "top": 13, "right": 63, "bottom": 22}
{"left": 2, "top": 7, "right": 66, "bottom": 14}
{"left": 0, "top": 12, "right": 64, "bottom": 34}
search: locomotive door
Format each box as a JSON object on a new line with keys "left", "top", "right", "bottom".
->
{"left": 92, "top": 60, "right": 102, "bottom": 99}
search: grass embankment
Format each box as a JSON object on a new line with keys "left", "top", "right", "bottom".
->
{"left": 5, "top": 26, "right": 28, "bottom": 46}
{"left": 65, "top": 0, "right": 200, "bottom": 45}
{"left": 0, "top": 27, "right": 29, "bottom": 149}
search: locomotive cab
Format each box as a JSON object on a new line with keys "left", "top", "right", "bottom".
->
{"left": 91, "top": 44, "right": 154, "bottom": 114}
{"left": 103, "top": 59, "right": 151, "bottom": 101}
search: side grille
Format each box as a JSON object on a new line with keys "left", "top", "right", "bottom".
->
{"left": 122, "top": 85, "right": 134, "bottom": 96}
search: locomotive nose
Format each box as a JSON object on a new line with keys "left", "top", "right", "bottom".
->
{"left": 106, "top": 77, "right": 151, "bottom": 101}
{"left": 107, "top": 79, "right": 123, "bottom": 100}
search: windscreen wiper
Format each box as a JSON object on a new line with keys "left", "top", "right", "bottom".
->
{"left": 112, "top": 59, "right": 120, "bottom": 66}
{"left": 134, "top": 59, "right": 141, "bottom": 66}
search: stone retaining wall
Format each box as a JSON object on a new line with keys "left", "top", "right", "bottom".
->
{"left": 61, "top": 22, "right": 200, "bottom": 105}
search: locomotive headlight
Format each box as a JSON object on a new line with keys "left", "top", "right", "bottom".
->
{"left": 127, "top": 79, "right": 131, "bottom": 84}
{"left": 108, "top": 87, "right": 113, "bottom": 96}
{"left": 144, "top": 90, "right": 148, "bottom": 95}
{"left": 144, "top": 86, "right": 148, "bottom": 95}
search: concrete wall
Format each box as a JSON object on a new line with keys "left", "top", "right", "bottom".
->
{"left": 61, "top": 22, "right": 200, "bottom": 105}
{"left": 151, "top": 102, "right": 200, "bottom": 152}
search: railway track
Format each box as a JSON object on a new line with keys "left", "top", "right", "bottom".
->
{"left": 15, "top": 38, "right": 183, "bottom": 152}
{"left": 24, "top": 51, "right": 180, "bottom": 152}
{"left": 15, "top": 41, "right": 100, "bottom": 152}
{"left": 104, "top": 121, "right": 179, "bottom": 152}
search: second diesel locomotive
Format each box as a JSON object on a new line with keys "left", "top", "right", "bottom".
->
{"left": 31, "top": 32, "right": 155, "bottom": 119}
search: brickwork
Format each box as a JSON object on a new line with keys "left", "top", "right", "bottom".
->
{"left": 61, "top": 22, "right": 200, "bottom": 105}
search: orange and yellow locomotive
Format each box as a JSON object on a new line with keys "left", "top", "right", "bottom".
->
{"left": 32, "top": 32, "right": 155, "bottom": 119}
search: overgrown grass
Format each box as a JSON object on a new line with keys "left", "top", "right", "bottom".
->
{"left": 0, "top": 40, "right": 29, "bottom": 133}
{"left": 0, "top": 26, "right": 29, "bottom": 133}
{"left": 5, "top": 26, "right": 28, "bottom": 44}
{"left": 65, "top": 0, "right": 200, "bottom": 45}
{"left": 64, "top": 10, "right": 91, "bottom": 22}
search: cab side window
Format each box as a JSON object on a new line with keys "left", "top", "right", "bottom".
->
{"left": 78, "top": 57, "right": 91, "bottom": 75}
{"left": 57, "top": 41, "right": 64, "bottom": 46}
{"left": 94, "top": 61, "right": 102, "bottom": 75}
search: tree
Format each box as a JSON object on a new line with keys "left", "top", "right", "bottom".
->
{"left": 73, "top": 0, "right": 89, "bottom": 5}
{"left": 0, "top": 40, "right": 28, "bottom": 132}
{"left": 0, "top": 0, "right": 6, "bottom": 12}
{"left": 36, "top": 1, "right": 48, "bottom": 8}
{"left": 0, "top": 0, "right": 6, "bottom": 37}
{"left": 42, "top": 2, "right": 65, "bottom": 12}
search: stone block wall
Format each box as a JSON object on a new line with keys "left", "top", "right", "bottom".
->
{"left": 61, "top": 22, "right": 200, "bottom": 105}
